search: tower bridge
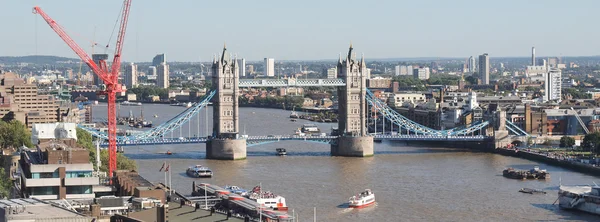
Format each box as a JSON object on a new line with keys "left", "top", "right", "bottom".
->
{"left": 82, "top": 45, "right": 510, "bottom": 159}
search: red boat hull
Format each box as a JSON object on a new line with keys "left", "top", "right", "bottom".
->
{"left": 349, "top": 201, "right": 375, "bottom": 208}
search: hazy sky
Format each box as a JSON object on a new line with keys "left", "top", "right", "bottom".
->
{"left": 2, "top": 0, "right": 599, "bottom": 62}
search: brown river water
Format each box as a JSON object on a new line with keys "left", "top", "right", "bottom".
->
{"left": 93, "top": 104, "right": 600, "bottom": 221}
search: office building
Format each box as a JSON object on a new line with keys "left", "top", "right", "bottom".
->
{"left": 238, "top": 58, "right": 246, "bottom": 77}
{"left": 264, "top": 58, "right": 275, "bottom": 77}
{"left": 327, "top": 67, "right": 337, "bottom": 79}
{"left": 156, "top": 62, "right": 169, "bottom": 89}
{"left": 478, "top": 53, "right": 489, "bottom": 84}
{"left": 544, "top": 68, "right": 562, "bottom": 102}
{"left": 413, "top": 67, "right": 430, "bottom": 80}
{"left": 0, "top": 73, "right": 62, "bottom": 129}
{"left": 19, "top": 138, "right": 99, "bottom": 200}
{"left": 124, "top": 63, "right": 138, "bottom": 89}
{"left": 92, "top": 54, "right": 108, "bottom": 86}
{"left": 400, "top": 65, "right": 412, "bottom": 75}
{"left": 152, "top": 54, "right": 166, "bottom": 67}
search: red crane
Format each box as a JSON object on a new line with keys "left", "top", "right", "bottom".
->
{"left": 33, "top": 0, "right": 132, "bottom": 179}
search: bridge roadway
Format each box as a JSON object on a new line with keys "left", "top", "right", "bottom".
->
{"left": 99, "top": 135, "right": 490, "bottom": 147}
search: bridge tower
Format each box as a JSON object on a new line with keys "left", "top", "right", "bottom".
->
{"left": 331, "top": 44, "right": 374, "bottom": 157}
{"left": 206, "top": 45, "right": 246, "bottom": 160}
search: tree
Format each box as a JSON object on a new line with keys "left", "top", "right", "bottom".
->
{"left": 582, "top": 132, "right": 600, "bottom": 154}
{"left": 98, "top": 149, "right": 137, "bottom": 172}
{"left": 0, "top": 120, "right": 33, "bottom": 149}
{"left": 76, "top": 128, "right": 137, "bottom": 172}
{"left": 560, "top": 136, "right": 576, "bottom": 148}
{"left": 0, "top": 169, "right": 11, "bottom": 199}
{"left": 464, "top": 75, "right": 478, "bottom": 85}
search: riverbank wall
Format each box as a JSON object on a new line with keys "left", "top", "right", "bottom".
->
{"left": 494, "top": 148, "right": 600, "bottom": 176}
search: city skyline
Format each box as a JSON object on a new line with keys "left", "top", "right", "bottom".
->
{"left": 3, "top": 0, "right": 599, "bottom": 61}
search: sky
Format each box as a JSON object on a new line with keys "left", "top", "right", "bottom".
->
{"left": 1, "top": 0, "right": 599, "bottom": 62}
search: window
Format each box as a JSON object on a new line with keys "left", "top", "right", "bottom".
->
{"left": 66, "top": 185, "right": 92, "bottom": 194}
{"left": 31, "top": 186, "right": 58, "bottom": 195}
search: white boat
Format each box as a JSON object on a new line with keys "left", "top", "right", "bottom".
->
{"left": 121, "top": 101, "right": 142, "bottom": 106}
{"left": 186, "top": 165, "right": 213, "bottom": 178}
{"left": 248, "top": 186, "right": 288, "bottom": 211}
{"left": 558, "top": 185, "right": 600, "bottom": 215}
{"left": 276, "top": 148, "right": 287, "bottom": 156}
{"left": 225, "top": 185, "right": 248, "bottom": 196}
{"left": 290, "top": 111, "right": 299, "bottom": 118}
{"left": 301, "top": 124, "right": 320, "bottom": 133}
{"left": 349, "top": 189, "right": 375, "bottom": 208}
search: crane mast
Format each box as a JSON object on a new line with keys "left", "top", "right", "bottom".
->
{"left": 33, "top": 0, "right": 132, "bottom": 180}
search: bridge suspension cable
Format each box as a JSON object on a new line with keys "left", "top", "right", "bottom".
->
{"left": 365, "top": 89, "right": 489, "bottom": 136}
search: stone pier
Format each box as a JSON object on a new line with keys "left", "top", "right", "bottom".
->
{"left": 206, "top": 138, "right": 247, "bottom": 160}
{"left": 331, "top": 136, "right": 374, "bottom": 157}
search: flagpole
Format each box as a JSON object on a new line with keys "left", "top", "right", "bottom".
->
{"left": 163, "top": 162, "right": 167, "bottom": 189}
{"left": 169, "top": 162, "right": 172, "bottom": 195}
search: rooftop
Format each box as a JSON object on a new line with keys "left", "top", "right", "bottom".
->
{"left": 0, "top": 198, "right": 90, "bottom": 221}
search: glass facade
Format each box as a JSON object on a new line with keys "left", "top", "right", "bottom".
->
{"left": 30, "top": 186, "right": 58, "bottom": 195}
{"left": 31, "top": 170, "right": 92, "bottom": 178}
{"left": 66, "top": 185, "right": 92, "bottom": 194}
{"left": 65, "top": 171, "right": 93, "bottom": 178}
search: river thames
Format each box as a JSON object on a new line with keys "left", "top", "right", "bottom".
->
{"left": 95, "top": 104, "right": 600, "bottom": 221}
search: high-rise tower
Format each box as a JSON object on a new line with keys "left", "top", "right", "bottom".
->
{"left": 532, "top": 47, "right": 536, "bottom": 66}
{"left": 264, "top": 58, "right": 275, "bottom": 77}
{"left": 124, "top": 63, "right": 138, "bottom": 89}
{"left": 478, "top": 53, "right": 489, "bottom": 84}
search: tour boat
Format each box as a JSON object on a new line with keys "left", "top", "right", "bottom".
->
{"left": 301, "top": 124, "right": 320, "bottom": 133}
{"left": 225, "top": 185, "right": 248, "bottom": 197}
{"left": 348, "top": 189, "right": 375, "bottom": 208}
{"left": 248, "top": 186, "right": 288, "bottom": 211}
{"left": 186, "top": 165, "right": 213, "bottom": 178}
{"left": 559, "top": 184, "right": 600, "bottom": 215}
{"left": 276, "top": 148, "right": 287, "bottom": 156}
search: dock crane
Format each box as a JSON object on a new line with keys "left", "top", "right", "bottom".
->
{"left": 571, "top": 107, "right": 590, "bottom": 134}
{"left": 33, "top": 0, "right": 132, "bottom": 179}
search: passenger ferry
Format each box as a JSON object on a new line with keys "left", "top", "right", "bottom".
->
{"left": 186, "top": 165, "right": 213, "bottom": 178}
{"left": 301, "top": 124, "right": 320, "bottom": 133}
{"left": 558, "top": 184, "right": 600, "bottom": 215}
{"left": 248, "top": 186, "right": 288, "bottom": 211}
{"left": 225, "top": 185, "right": 248, "bottom": 197}
{"left": 349, "top": 189, "right": 375, "bottom": 208}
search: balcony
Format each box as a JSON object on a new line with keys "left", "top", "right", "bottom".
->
{"left": 65, "top": 177, "right": 100, "bottom": 186}
{"left": 24, "top": 178, "right": 60, "bottom": 187}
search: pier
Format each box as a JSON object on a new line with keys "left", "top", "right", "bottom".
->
{"left": 191, "top": 182, "right": 294, "bottom": 222}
